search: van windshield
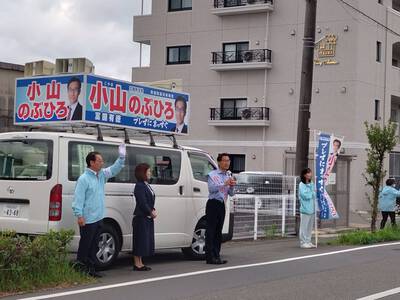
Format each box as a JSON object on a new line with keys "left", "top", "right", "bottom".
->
{"left": 0, "top": 139, "right": 53, "bottom": 181}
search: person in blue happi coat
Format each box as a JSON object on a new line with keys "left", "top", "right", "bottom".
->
{"left": 379, "top": 178, "right": 400, "bottom": 229}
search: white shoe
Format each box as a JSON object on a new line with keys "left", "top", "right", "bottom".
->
{"left": 300, "top": 243, "right": 312, "bottom": 249}
{"left": 308, "top": 243, "right": 316, "bottom": 248}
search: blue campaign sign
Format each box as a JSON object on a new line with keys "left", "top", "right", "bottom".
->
{"left": 84, "top": 74, "right": 190, "bottom": 134}
{"left": 14, "top": 74, "right": 190, "bottom": 135}
{"left": 15, "top": 74, "right": 85, "bottom": 123}
{"left": 315, "top": 132, "right": 339, "bottom": 219}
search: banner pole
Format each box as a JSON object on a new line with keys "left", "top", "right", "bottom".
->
{"left": 314, "top": 130, "right": 318, "bottom": 248}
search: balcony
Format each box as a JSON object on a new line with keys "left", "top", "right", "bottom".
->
{"left": 212, "top": 0, "right": 274, "bottom": 16}
{"left": 210, "top": 49, "right": 272, "bottom": 71}
{"left": 209, "top": 107, "right": 270, "bottom": 126}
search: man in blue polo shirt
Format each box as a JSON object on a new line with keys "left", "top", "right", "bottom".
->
{"left": 206, "top": 153, "right": 236, "bottom": 265}
{"left": 72, "top": 144, "right": 126, "bottom": 277}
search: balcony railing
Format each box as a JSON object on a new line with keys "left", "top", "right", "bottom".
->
{"left": 210, "top": 107, "right": 270, "bottom": 121}
{"left": 214, "top": 0, "right": 273, "bottom": 8}
{"left": 212, "top": 49, "right": 271, "bottom": 64}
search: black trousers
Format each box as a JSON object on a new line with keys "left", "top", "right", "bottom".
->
{"left": 77, "top": 220, "right": 103, "bottom": 267}
{"left": 205, "top": 199, "right": 225, "bottom": 262}
{"left": 380, "top": 211, "right": 396, "bottom": 229}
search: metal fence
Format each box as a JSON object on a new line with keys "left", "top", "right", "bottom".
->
{"left": 231, "top": 174, "right": 297, "bottom": 239}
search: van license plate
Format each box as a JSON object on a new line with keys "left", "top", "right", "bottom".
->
{"left": 3, "top": 206, "right": 20, "bottom": 217}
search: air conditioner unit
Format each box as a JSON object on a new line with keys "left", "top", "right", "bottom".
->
{"left": 55, "top": 57, "right": 95, "bottom": 74}
{"left": 24, "top": 60, "right": 55, "bottom": 77}
{"left": 243, "top": 51, "right": 253, "bottom": 62}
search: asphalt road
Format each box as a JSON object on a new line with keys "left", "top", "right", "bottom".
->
{"left": 8, "top": 238, "right": 400, "bottom": 300}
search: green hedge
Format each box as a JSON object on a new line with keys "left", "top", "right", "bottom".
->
{"left": 329, "top": 226, "right": 400, "bottom": 245}
{"left": 0, "top": 230, "right": 91, "bottom": 293}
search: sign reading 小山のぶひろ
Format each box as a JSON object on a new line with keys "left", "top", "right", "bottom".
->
{"left": 14, "top": 74, "right": 190, "bottom": 135}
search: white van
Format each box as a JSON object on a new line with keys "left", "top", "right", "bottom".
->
{"left": 0, "top": 131, "right": 233, "bottom": 269}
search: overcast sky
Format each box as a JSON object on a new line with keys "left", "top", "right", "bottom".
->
{"left": 0, "top": 0, "right": 151, "bottom": 81}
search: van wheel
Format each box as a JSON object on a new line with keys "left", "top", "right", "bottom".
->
{"left": 94, "top": 223, "right": 120, "bottom": 270}
{"left": 182, "top": 220, "right": 207, "bottom": 260}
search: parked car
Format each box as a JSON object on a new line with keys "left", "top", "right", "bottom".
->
{"left": 234, "top": 171, "right": 284, "bottom": 195}
{"left": 233, "top": 171, "right": 295, "bottom": 216}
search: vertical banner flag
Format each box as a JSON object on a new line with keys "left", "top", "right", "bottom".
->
{"left": 315, "top": 132, "right": 343, "bottom": 219}
{"left": 15, "top": 74, "right": 190, "bottom": 135}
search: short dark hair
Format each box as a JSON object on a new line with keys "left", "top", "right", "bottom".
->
{"left": 135, "top": 163, "right": 151, "bottom": 182}
{"left": 67, "top": 77, "right": 81, "bottom": 90}
{"left": 386, "top": 178, "right": 396, "bottom": 186}
{"left": 217, "top": 153, "right": 230, "bottom": 162}
{"left": 333, "top": 139, "right": 341, "bottom": 148}
{"left": 86, "top": 151, "right": 101, "bottom": 167}
{"left": 175, "top": 96, "right": 187, "bottom": 113}
{"left": 300, "top": 168, "right": 312, "bottom": 184}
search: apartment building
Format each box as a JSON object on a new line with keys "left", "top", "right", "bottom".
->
{"left": 132, "top": 0, "right": 400, "bottom": 224}
{"left": 0, "top": 62, "right": 24, "bottom": 133}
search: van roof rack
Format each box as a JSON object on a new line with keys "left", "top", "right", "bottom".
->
{"left": 23, "top": 123, "right": 181, "bottom": 149}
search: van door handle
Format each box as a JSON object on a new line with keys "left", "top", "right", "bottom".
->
{"left": 193, "top": 187, "right": 201, "bottom": 192}
{"left": 179, "top": 186, "right": 184, "bottom": 195}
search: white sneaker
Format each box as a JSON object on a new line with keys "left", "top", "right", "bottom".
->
{"left": 308, "top": 243, "right": 316, "bottom": 248}
{"left": 300, "top": 243, "right": 312, "bottom": 249}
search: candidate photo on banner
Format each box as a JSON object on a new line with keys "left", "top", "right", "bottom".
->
{"left": 15, "top": 74, "right": 85, "bottom": 125}
{"left": 323, "top": 136, "right": 343, "bottom": 184}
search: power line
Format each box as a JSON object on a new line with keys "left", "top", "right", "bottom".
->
{"left": 336, "top": 0, "right": 400, "bottom": 38}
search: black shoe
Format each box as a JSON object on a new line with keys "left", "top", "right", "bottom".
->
{"left": 87, "top": 266, "right": 103, "bottom": 278}
{"left": 133, "top": 265, "right": 152, "bottom": 271}
{"left": 216, "top": 258, "right": 227, "bottom": 264}
{"left": 206, "top": 258, "right": 227, "bottom": 265}
{"left": 88, "top": 270, "right": 103, "bottom": 278}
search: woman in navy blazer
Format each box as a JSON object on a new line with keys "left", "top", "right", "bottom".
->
{"left": 132, "top": 163, "right": 157, "bottom": 271}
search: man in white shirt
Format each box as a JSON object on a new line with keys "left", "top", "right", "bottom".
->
{"left": 65, "top": 77, "right": 83, "bottom": 121}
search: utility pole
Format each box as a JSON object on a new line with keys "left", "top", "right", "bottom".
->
{"left": 295, "top": 0, "right": 317, "bottom": 176}
{"left": 295, "top": 0, "right": 317, "bottom": 234}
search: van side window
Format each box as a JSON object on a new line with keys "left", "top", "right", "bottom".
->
{"left": 0, "top": 139, "right": 52, "bottom": 181}
{"left": 188, "top": 152, "right": 216, "bottom": 182}
{"left": 129, "top": 147, "right": 181, "bottom": 185}
{"left": 68, "top": 142, "right": 131, "bottom": 183}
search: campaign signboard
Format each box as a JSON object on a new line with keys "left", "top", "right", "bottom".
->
{"left": 14, "top": 74, "right": 190, "bottom": 135}
{"left": 315, "top": 132, "right": 343, "bottom": 219}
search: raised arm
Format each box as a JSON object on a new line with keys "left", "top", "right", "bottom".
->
{"left": 103, "top": 144, "right": 126, "bottom": 180}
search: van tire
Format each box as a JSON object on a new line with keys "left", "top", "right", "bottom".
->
{"left": 182, "top": 219, "right": 207, "bottom": 260}
{"left": 94, "top": 223, "right": 120, "bottom": 270}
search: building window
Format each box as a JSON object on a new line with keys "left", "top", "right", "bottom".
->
{"left": 168, "top": 0, "right": 192, "bottom": 11}
{"left": 394, "top": 0, "right": 400, "bottom": 11}
{"left": 223, "top": 42, "right": 249, "bottom": 63}
{"left": 390, "top": 152, "right": 400, "bottom": 185}
{"left": 393, "top": 42, "right": 400, "bottom": 67}
{"left": 167, "top": 46, "right": 191, "bottom": 65}
{"left": 374, "top": 99, "right": 380, "bottom": 121}
{"left": 376, "top": 41, "right": 382, "bottom": 62}
{"left": 229, "top": 154, "right": 246, "bottom": 174}
{"left": 220, "top": 98, "right": 247, "bottom": 120}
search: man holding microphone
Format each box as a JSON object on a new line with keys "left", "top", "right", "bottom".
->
{"left": 206, "top": 153, "right": 236, "bottom": 265}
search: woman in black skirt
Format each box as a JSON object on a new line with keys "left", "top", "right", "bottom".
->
{"left": 132, "top": 163, "right": 157, "bottom": 271}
